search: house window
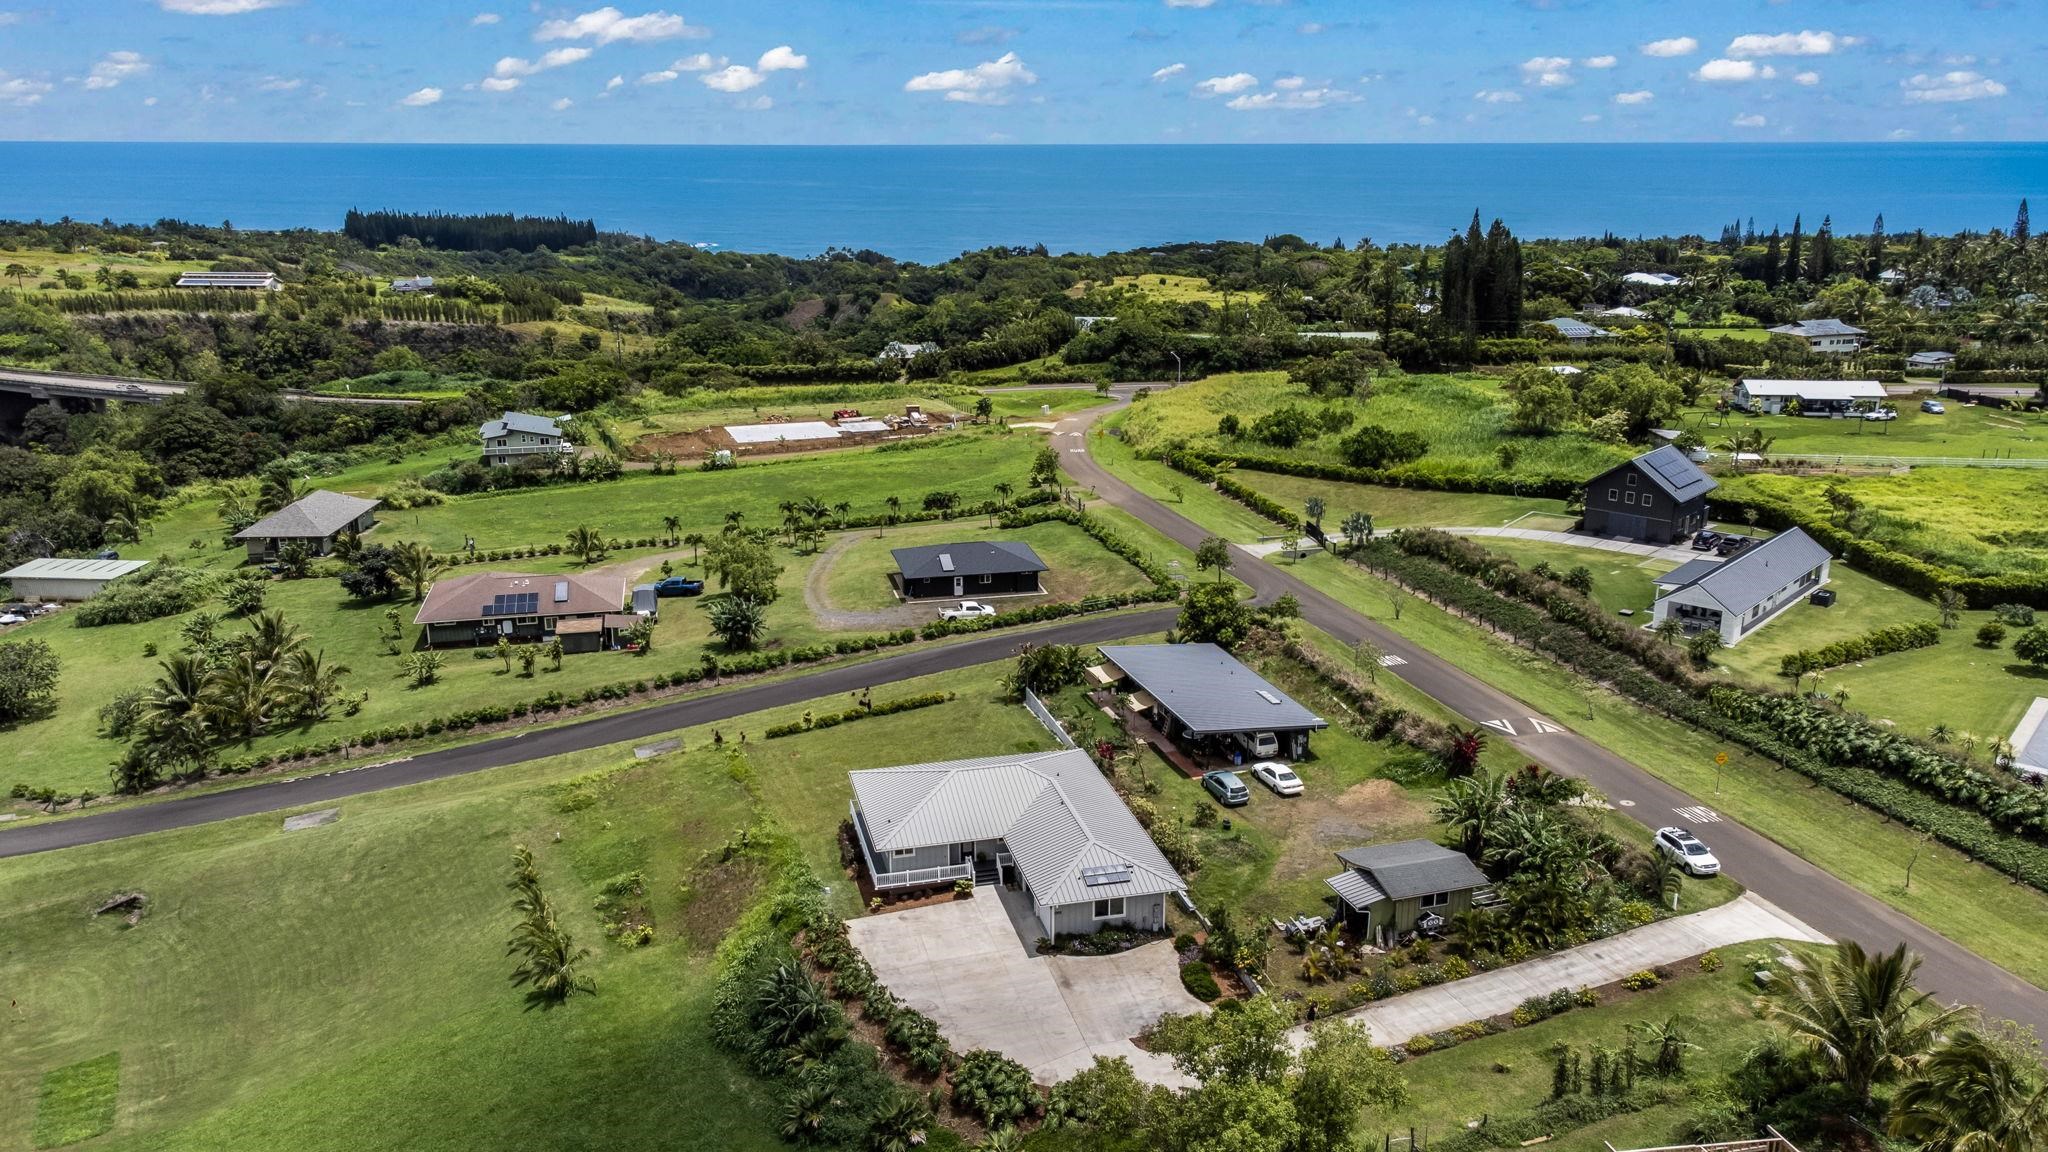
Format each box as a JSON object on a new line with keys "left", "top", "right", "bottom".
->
{"left": 1641, "top": 494, "right": 1653, "bottom": 510}
{"left": 1607, "top": 488, "right": 1619, "bottom": 501}
{"left": 1624, "top": 491, "right": 1636, "bottom": 505}
{"left": 1092, "top": 897, "right": 1126, "bottom": 920}
{"left": 1419, "top": 892, "right": 1449, "bottom": 909}
{"left": 892, "top": 848, "right": 917, "bottom": 858}
{"left": 1626, "top": 473, "right": 1636, "bottom": 486}
{"left": 979, "top": 573, "right": 992, "bottom": 585}
{"left": 515, "top": 617, "right": 538, "bottom": 626}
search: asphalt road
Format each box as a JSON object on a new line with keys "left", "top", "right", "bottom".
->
{"left": 1054, "top": 404, "right": 2048, "bottom": 1031}
{"left": 0, "top": 366, "right": 418, "bottom": 407}
{"left": 0, "top": 608, "right": 1175, "bottom": 860}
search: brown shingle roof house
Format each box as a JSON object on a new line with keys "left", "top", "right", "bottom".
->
{"left": 413, "top": 571, "right": 628, "bottom": 647}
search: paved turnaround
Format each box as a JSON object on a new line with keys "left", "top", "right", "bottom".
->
{"left": 0, "top": 608, "right": 1175, "bottom": 859}
{"left": 1052, "top": 403, "right": 2048, "bottom": 1034}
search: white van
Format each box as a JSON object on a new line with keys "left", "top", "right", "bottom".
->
{"left": 1234, "top": 731, "right": 1281, "bottom": 759}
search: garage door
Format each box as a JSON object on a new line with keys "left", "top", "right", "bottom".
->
{"left": 1608, "top": 513, "right": 1646, "bottom": 539}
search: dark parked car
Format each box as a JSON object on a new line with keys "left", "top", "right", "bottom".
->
{"left": 653, "top": 577, "right": 704, "bottom": 597}
{"left": 1715, "top": 535, "right": 1751, "bottom": 556}
{"left": 1691, "top": 530, "right": 1720, "bottom": 551}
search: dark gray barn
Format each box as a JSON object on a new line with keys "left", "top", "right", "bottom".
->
{"left": 1581, "top": 446, "right": 1717, "bottom": 544}
{"left": 891, "top": 540, "right": 1048, "bottom": 600}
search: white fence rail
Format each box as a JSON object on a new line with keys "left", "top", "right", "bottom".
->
{"left": 872, "top": 862, "right": 974, "bottom": 890}
{"left": 1023, "top": 688, "right": 1076, "bottom": 748}
{"left": 1754, "top": 452, "right": 2048, "bottom": 470}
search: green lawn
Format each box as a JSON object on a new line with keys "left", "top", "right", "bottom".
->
{"left": 32, "top": 1053, "right": 121, "bottom": 1149}
{"left": 1455, "top": 539, "right": 1667, "bottom": 616}
{"left": 982, "top": 388, "right": 1104, "bottom": 421}
{"left": 1720, "top": 467, "right": 2048, "bottom": 580}
{"left": 0, "top": 661, "right": 1048, "bottom": 1151}
{"left": 1683, "top": 402, "right": 2048, "bottom": 463}
{"left": 1117, "top": 371, "right": 1631, "bottom": 477}
{"left": 1234, "top": 470, "right": 1570, "bottom": 532}
{"left": 820, "top": 518, "right": 1155, "bottom": 613}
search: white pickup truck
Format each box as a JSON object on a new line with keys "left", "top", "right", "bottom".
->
{"left": 938, "top": 600, "right": 997, "bottom": 621}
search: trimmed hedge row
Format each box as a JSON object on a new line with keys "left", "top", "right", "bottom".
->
{"left": 1164, "top": 447, "right": 1584, "bottom": 505}
{"left": 763, "top": 690, "right": 955, "bottom": 739}
{"left": 1779, "top": 620, "right": 1940, "bottom": 677}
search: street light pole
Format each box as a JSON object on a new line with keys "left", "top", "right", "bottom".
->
{"left": 1169, "top": 350, "right": 1182, "bottom": 385}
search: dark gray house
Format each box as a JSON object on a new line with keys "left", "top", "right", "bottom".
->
{"left": 1582, "top": 446, "right": 1717, "bottom": 543}
{"left": 1099, "top": 642, "right": 1328, "bottom": 761}
{"left": 233, "top": 490, "right": 380, "bottom": 561}
{"left": 1325, "top": 840, "right": 1491, "bottom": 945}
{"left": 891, "top": 540, "right": 1048, "bottom": 600}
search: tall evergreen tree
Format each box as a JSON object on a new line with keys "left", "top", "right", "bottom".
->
{"left": 2016, "top": 199, "right": 2031, "bottom": 248}
{"left": 1785, "top": 215, "right": 1804, "bottom": 285}
{"left": 1763, "top": 227, "right": 1783, "bottom": 289}
{"left": 1808, "top": 215, "right": 1834, "bottom": 284}
{"left": 1483, "top": 217, "right": 1524, "bottom": 334}
{"left": 1864, "top": 213, "right": 1886, "bottom": 279}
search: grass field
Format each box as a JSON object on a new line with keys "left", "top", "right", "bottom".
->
{"left": 1119, "top": 371, "right": 1631, "bottom": 477}
{"left": 981, "top": 388, "right": 1104, "bottom": 421}
{"left": 1479, "top": 540, "right": 1669, "bottom": 615}
{"left": 1095, "top": 445, "right": 2048, "bottom": 990}
{"left": 0, "top": 660, "right": 1048, "bottom": 1151}
{"left": 819, "top": 518, "right": 1154, "bottom": 613}
{"left": 1068, "top": 274, "right": 1260, "bottom": 307}
{"left": 1681, "top": 401, "right": 2048, "bottom": 462}
{"left": 1721, "top": 466, "right": 2048, "bottom": 579}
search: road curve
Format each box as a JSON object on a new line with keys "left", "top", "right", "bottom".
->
{"left": 0, "top": 608, "right": 1175, "bottom": 859}
{"left": 1054, "top": 403, "right": 2048, "bottom": 1032}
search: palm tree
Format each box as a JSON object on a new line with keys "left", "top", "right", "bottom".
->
{"left": 1304, "top": 495, "right": 1325, "bottom": 531}
{"left": 778, "top": 1082, "right": 839, "bottom": 1146}
{"left": 239, "top": 609, "right": 307, "bottom": 675}
{"left": 1889, "top": 1027, "right": 2048, "bottom": 1152}
{"left": 1630, "top": 1017, "right": 1698, "bottom": 1077}
{"left": 140, "top": 652, "right": 215, "bottom": 767}
{"left": 683, "top": 532, "right": 705, "bottom": 565}
{"left": 1769, "top": 940, "right": 1970, "bottom": 1109}
{"left": 280, "top": 648, "right": 350, "bottom": 720}
{"left": 993, "top": 481, "right": 1014, "bottom": 510}
{"left": 832, "top": 501, "right": 851, "bottom": 527}
{"left": 778, "top": 499, "right": 801, "bottom": 546}
{"left": 1340, "top": 510, "right": 1373, "bottom": 556}
{"left": 707, "top": 596, "right": 768, "bottom": 650}
{"left": 507, "top": 906, "right": 595, "bottom": 1009}
{"left": 864, "top": 1096, "right": 931, "bottom": 1152}
{"left": 881, "top": 495, "right": 901, "bottom": 536}
{"left": 754, "top": 963, "right": 834, "bottom": 1048}
{"left": 1642, "top": 851, "right": 1684, "bottom": 910}
{"left": 392, "top": 541, "right": 445, "bottom": 600}
{"left": 1435, "top": 772, "right": 1508, "bottom": 857}
{"left": 3, "top": 262, "right": 29, "bottom": 289}
{"left": 565, "top": 525, "right": 605, "bottom": 565}
{"left": 209, "top": 650, "right": 275, "bottom": 740}
{"left": 662, "top": 514, "right": 682, "bottom": 546}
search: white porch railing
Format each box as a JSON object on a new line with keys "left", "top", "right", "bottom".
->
{"left": 849, "top": 800, "right": 975, "bottom": 890}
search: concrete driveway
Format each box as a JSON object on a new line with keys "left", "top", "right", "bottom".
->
{"left": 846, "top": 887, "right": 1205, "bottom": 1086}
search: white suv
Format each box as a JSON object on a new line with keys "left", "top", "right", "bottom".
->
{"left": 1655, "top": 826, "right": 1721, "bottom": 877}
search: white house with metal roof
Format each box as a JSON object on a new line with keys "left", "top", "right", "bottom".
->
{"left": 848, "top": 749, "right": 1186, "bottom": 939}
{"left": 175, "top": 270, "right": 282, "bottom": 291}
{"left": 1621, "top": 272, "right": 1683, "bottom": 288}
{"left": 480, "top": 411, "right": 574, "bottom": 466}
{"left": 232, "top": 489, "right": 380, "bottom": 560}
{"left": 1540, "top": 317, "right": 1613, "bottom": 344}
{"left": 1650, "top": 528, "right": 1832, "bottom": 647}
{"left": 1, "top": 557, "right": 150, "bottom": 601}
{"left": 1768, "top": 318, "right": 1866, "bottom": 353}
{"left": 1099, "top": 643, "right": 1327, "bottom": 761}
{"left": 1732, "top": 378, "right": 1888, "bottom": 416}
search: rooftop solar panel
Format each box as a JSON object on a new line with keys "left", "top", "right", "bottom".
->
{"left": 1081, "top": 865, "right": 1132, "bottom": 887}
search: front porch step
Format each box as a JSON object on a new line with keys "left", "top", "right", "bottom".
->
{"left": 974, "top": 862, "right": 1000, "bottom": 885}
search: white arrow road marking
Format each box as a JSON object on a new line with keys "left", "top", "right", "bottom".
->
{"left": 1528, "top": 717, "right": 1566, "bottom": 734}
{"left": 1673, "top": 805, "right": 1723, "bottom": 823}
{"left": 1377, "top": 654, "right": 1407, "bottom": 667}
{"left": 1481, "top": 718, "right": 1517, "bottom": 735}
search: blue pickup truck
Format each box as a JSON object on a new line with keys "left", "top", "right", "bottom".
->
{"left": 653, "top": 577, "right": 704, "bottom": 597}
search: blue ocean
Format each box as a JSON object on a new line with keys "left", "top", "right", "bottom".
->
{"left": 0, "top": 142, "right": 2042, "bottom": 263}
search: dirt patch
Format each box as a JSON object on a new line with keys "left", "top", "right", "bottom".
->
{"left": 1275, "top": 779, "right": 1434, "bottom": 881}
{"left": 677, "top": 852, "right": 765, "bottom": 953}
{"left": 631, "top": 421, "right": 944, "bottom": 463}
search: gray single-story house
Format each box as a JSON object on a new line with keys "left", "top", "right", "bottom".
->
{"left": 1326, "top": 840, "right": 1491, "bottom": 945}
{"left": 1098, "top": 643, "right": 1328, "bottom": 761}
{"left": 1906, "top": 350, "right": 1956, "bottom": 372}
{"left": 1651, "top": 528, "right": 1831, "bottom": 647}
{"left": 1768, "top": 318, "right": 1866, "bottom": 353}
{"left": 1582, "top": 445, "right": 1717, "bottom": 544}
{"left": 849, "top": 748, "right": 1186, "bottom": 940}
{"left": 1, "top": 557, "right": 150, "bottom": 601}
{"left": 480, "top": 411, "right": 574, "bottom": 467}
{"left": 232, "top": 490, "right": 381, "bottom": 560}
{"left": 892, "top": 540, "right": 1048, "bottom": 600}
{"left": 413, "top": 570, "right": 628, "bottom": 648}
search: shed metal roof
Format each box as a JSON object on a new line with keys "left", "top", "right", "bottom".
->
{"left": 1333, "top": 840, "right": 1490, "bottom": 902}
{"left": 1592, "top": 445, "right": 1717, "bottom": 504}
{"left": 1769, "top": 318, "right": 1866, "bottom": 338}
{"left": 233, "top": 490, "right": 380, "bottom": 540}
{"left": 850, "top": 749, "right": 1185, "bottom": 909}
{"left": 892, "top": 540, "right": 1048, "bottom": 581}
{"left": 480, "top": 411, "right": 565, "bottom": 439}
{"left": 1655, "top": 527, "right": 1831, "bottom": 615}
{"left": 2, "top": 557, "right": 150, "bottom": 582}
{"left": 1099, "top": 643, "right": 1326, "bottom": 736}
{"left": 1324, "top": 870, "right": 1387, "bottom": 910}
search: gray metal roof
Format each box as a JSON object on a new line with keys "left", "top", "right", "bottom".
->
{"left": 849, "top": 749, "right": 1185, "bottom": 909}
{"left": 1325, "top": 870, "right": 1386, "bottom": 910}
{"left": 1657, "top": 527, "right": 1831, "bottom": 615}
{"left": 2, "top": 557, "right": 150, "bottom": 582}
{"left": 1653, "top": 556, "right": 1722, "bottom": 589}
{"left": 1542, "top": 317, "right": 1612, "bottom": 339}
{"left": 1906, "top": 350, "right": 1956, "bottom": 364}
{"left": 1770, "top": 318, "right": 1866, "bottom": 337}
{"left": 892, "top": 540, "right": 1048, "bottom": 581}
{"left": 1099, "top": 643, "right": 1327, "bottom": 736}
{"left": 1333, "top": 840, "right": 1490, "bottom": 902}
{"left": 480, "top": 411, "right": 565, "bottom": 439}
{"left": 1593, "top": 445, "right": 1718, "bottom": 504}
{"left": 233, "top": 489, "right": 380, "bottom": 541}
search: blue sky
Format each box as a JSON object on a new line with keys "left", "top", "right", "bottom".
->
{"left": 0, "top": 1, "right": 2039, "bottom": 144}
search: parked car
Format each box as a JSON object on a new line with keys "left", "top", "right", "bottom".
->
{"left": 653, "top": 577, "right": 704, "bottom": 597}
{"left": 938, "top": 600, "right": 997, "bottom": 621}
{"left": 1233, "top": 730, "right": 1281, "bottom": 759}
{"left": 1691, "top": 530, "right": 1720, "bottom": 551}
{"left": 1655, "top": 826, "right": 1721, "bottom": 877}
{"left": 94, "top": 548, "right": 120, "bottom": 560}
{"left": 0, "top": 612, "right": 24, "bottom": 626}
{"left": 1715, "top": 535, "right": 1751, "bottom": 556}
{"left": 1202, "top": 770, "right": 1251, "bottom": 807}
{"left": 1921, "top": 399, "right": 1946, "bottom": 414}
{"left": 1863, "top": 408, "right": 1898, "bottom": 422}
{"left": 1249, "top": 762, "right": 1303, "bottom": 796}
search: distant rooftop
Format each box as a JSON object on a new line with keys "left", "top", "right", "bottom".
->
{"left": 2, "top": 557, "right": 150, "bottom": 582}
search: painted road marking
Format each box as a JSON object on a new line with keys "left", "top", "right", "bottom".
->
{"left": 1481, "top": 718, "right": 1517, "bottom": 736}
{"left": 1528, "top": 717, "right": 1566, "bottom": 734}
{"left": 1617, "top": 799, "right": 1637, "bottom": 807}
{"left": 1673, "top": 805, "right": 1723, "bottom": 824}
{"left": 1378, "top": 654, "right": 1407, "bottom": 667}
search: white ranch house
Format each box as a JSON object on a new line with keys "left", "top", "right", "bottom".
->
{"left": 1732, "top": 379, "right": 1888, "bottom": 416}
{"left": 1768, "top": 318, "right": 1866, "bottom": 353}
{"left": 1651, "top": 528, "right": 1832, "bottom": 647}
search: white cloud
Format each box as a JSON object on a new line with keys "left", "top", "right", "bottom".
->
{"left": 0, "top": 74, "right": 51, "bottom": 105}
{"left": 1732, "top": 112, "right": 1767, "bottom": 127}
{"left": 745, "top": 95, "right": 772, "bottom": 110}
{"left": 1150, "top": 62, "right": 1187, "bottom": 82}
{"left": 1521, "top": 55, "right": 1573, "bottom": 86}
{"left": 1902, "top": 70, "right": 2007, "bottom": 103}
{"left": 701, "top": 65, "right": 762, "bottom": 92}
{"left": 143, "top": 95, "right": 157, "bottom": 106}
{"left": 399, "top": 86, "right": 443, "bottom": 107}
{"left": 535, "top": 7, "right": 704, "bottom": 45}
{"left": 1726, "top": 30, "right": 1855, "bottom": 58}
{"left": 675, "top": 53, "right": 723, "bottom": 71}
{"left": 1473, "top": 89, "right": 1522, "bottom": 103}
{"left": 480, "top": 76, "right": 520, "bottom": 92}
{"left": 158, "top": 0, "right": 284, "bottom": 12}
{"left": 1298, "top": 22, "right": 1325, "bottom": 35}
{"left": 1194, "top": 71, "right": 1258, "bottom": 95}
{"left": 1163, "top": 0, "right": 1216, "bottom": 7}
{"left": 551, "top": 96, "right": 573, "bottom": 110}
{"left": 493, "top": 47, "right": 591, "bottom": 78}
{"left": 1583, "top": 55, "right": 1617, "bottom": 69}
{"left": 85, "top": 51, "right": 149, "bottom": 90}
{"left": 1888, "top": 127, "right": 1916, "bottom": 140}
{"left": 1695, "top": 59, "right": 1760, "bottom": 82}
{"left": 638, "top": 69, "right": 676, "bottom": 84}
{"left": 1273, "top": 76, "right": 1304, "bottom": 90}
{"left": 1794, "top": 70, "right": 1820, "bottom": 86}
{"left": 1226, "top": 85, "right": 1356, "bottom": 111}
{"left": 1640, "top": 36, "right": 1698, "bottom": 58}
{"left": 606, "top": 74, "right": 624, "bottom": 89}
{"left": 1614, "top": 89, "right": 1654, "bottom": 104}
{"left": 756, "top": 46, "right": 807, "bottom": 72}
{"left": 257, "top": 76, "right": 302, "bottom": 92}
{"left": 1581, "top": 113, "right": 1602, "bottom": 122}
{"left": 471, "top": 12, "right": 500, "bottom": 25}
{"left": 904, "top": 52, "right": 1038, "bottom": 104}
